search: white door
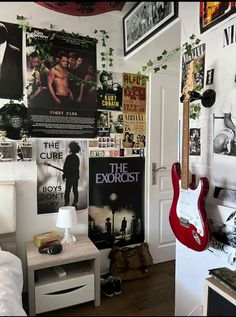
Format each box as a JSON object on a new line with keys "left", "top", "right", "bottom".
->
{"left": 146, "top": 71, "right": 180, "bottom": 263}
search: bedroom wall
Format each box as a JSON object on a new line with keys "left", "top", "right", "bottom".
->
{"left": 175, "top": 2, "right": 236, "bottom": 316}
{"left": 0, "top": 2, "right": 140, "bottom": 282}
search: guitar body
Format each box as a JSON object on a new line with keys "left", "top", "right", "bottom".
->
{"left": 169, "top": 162, "right": 211, "bottom": 251}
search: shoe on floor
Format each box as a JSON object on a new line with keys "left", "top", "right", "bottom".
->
{"left": 101, "top": 278, "right": 114, "bottom": 297}
{"left": 113, "top": 276, "right": 122, "bottom": 295}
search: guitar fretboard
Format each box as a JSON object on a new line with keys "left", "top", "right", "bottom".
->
{"left": 181, "top": 99, "right": 190, "bottom": 189}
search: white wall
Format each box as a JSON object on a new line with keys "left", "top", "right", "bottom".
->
{"left": 175, "top": 2, "right": 236, "bottom": 316}
{"left": 0, "top": 2, "right": 141, "bottom": 282}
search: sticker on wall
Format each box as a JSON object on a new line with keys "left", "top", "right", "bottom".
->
{"left": 189, "top": 128, "right": 201, "bottom": 156}
{"left": 206, "top": 69, "right": 215, "bottom": 85}
{"left": 0, "top": 131, "right": 13, "bottom": 162}
{"left": 89, "top": 157, "right": 145, "bottom": 249}
{"left": 16, "top": 133, "right": 32, "bottom": 161}
{"left": 36, "top": 139, "right": 88, "bottom": 214}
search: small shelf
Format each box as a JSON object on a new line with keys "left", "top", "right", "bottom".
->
{"left": 35, "top": 261, "right": 94, "bottom": 286}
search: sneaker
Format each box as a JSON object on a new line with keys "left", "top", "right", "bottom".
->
{"left": 113, "top": 277, "right": 122, "bottom": 295}
{"left": 101, "top": 278, "right": 114, "bottom": 297}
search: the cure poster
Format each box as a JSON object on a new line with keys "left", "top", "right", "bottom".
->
{"left": 122, "top": 73, "right": 146, "bottom": 148}
{"left": 89, "top": 157, "right": 145, "bottom": 249}
{"left": 36, "top": 139, "right": 88, "bottom": 214}
{"left": 26, "top": 27, "right": 97, "bottom": 138}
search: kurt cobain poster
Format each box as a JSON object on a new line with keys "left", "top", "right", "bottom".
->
{"left": 89, "top": 157, "right": 145, "bottom": 249}
{"left": 36, "top": 139, "right": 88, "bottom": 214}
{"left": 26, "top": 27, "right": 97, "bottom": 138}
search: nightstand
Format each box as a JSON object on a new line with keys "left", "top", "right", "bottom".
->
{"left": 26, "top": 235, "right": 100, "bottom": 316}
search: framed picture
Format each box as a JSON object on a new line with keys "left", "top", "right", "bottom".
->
{"left": 123, "top": 2, "right": 178, "bottom": 56}
{"left": 199, "top": 2, "right": 236, "bottom": 33}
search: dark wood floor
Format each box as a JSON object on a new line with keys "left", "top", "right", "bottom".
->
{"left": 25, "top": 260, "right": 175, "bottom": 316}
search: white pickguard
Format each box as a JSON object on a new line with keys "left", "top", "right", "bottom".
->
{"left": 176, "top": 180, "right": 204, "bottom": 236}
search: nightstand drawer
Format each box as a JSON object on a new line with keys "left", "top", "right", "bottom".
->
{"left": 35, "top": 274, "right": 94, "bottom": 314}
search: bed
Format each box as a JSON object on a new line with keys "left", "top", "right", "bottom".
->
{"left": 0, "top": 248, "right": 27, "bottom": 316}
{"left": 0, "top": 181, "right": 27, "bottom": 316}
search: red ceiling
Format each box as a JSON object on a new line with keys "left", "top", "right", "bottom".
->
{"left": 35, "top": 2, "right": 126, "bottom": 17}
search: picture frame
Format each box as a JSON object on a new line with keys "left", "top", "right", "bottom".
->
{"left": 199, "top": 2, "right": 236, "bottom": 34}
{"left": 122, "top": 2, "right": 178, "bottom": 56}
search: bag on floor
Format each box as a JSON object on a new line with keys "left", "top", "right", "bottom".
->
{"left": 108, "top": 242, "right": 153, "bottom": 281}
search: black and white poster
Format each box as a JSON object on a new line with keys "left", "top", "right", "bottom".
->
{"left": 26, "top": 27, "right": 97, "bottom": 138}
{"left": 36, "top": 139, "right": 88, "bottom": 214}
{"left": 0, "top": 21, "right": 23, "bottom": 100}
{"left": 89, "top": 157, "right": 145, "bottom": 249}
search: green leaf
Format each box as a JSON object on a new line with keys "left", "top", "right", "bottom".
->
{"left": 195, "top": 84, "right": 202, "bottom": 91}
{"left": 94, "top": 29, "right": 98, "bottom": 33}
{"left": 162, "top": 49, "right": 167, "bottom": 55}
{"left": 161, "top": 65, "right": 168, "bottom": 70}
{"left": 195, "top": 38, "right": 201, "bottom": 45}
{"left": 147, "top": 59, "right": 153, "bottom": 67}
{"left": 190, "top": 34, "right": 196, "bottom": 40}
{"left": 142, "top": 66, "right": 147, "bottom": 71}
{"left": 154, "top": 67, "right": 160, "bottom": 72}
{"left": 157, "top": 55, "right": 163, "bottom": 61}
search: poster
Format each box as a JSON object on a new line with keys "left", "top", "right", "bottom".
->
{"left": 36, "top": 139, "right": 88, "bottom": 214}
{"left": 89, "top": 157, "right": 145, "bottom": 249}
{"left": 26, "top": 27, "right": 97, "bottom": 138}
{"left": 200, "top": 2, "right": 236, "bottom": 33}
{"left": 0, "top": 21, "right": 23, "bottom": 100}
{"left": 122, "top": 73, "right": 146, "bottom": 148}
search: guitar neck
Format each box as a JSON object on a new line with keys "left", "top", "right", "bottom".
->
{"left": 181, "top": 99, "right": 190, "bottom": 189}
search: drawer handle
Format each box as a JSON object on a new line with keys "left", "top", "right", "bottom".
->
{"left": 46, "top": 284, "right": 86, "bottom": 295}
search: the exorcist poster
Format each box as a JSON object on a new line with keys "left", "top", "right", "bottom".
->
{"left": 36, "top": 139, "right": 88, "bottom": 214}
{"left": 122, "top": 73, "right": 146, "bottom": 148}
{"left": 89, "top": 157, "right": 145, "bottom": 249}
{"left": 26, "top": 27, "right": 97, "bottom": 138}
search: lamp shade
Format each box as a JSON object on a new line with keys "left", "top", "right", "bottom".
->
{"left": 56, "top": 206, "right": 76, "bottom": 229}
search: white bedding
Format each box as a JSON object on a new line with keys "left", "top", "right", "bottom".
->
{"left": 0, "top": 250, "right": 27, "bottom": 316}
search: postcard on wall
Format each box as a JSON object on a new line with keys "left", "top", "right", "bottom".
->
{"left": 36, "top": 139, "right": 88, "bottom": 214}
{"left": 26, "top": 27, "right": 97, "bottom": 138}
{"left": 0, "top": 21, "right": 23, "bottom": 100}
{"left": 89, "top": 157, "right": 145, "bottom": 249}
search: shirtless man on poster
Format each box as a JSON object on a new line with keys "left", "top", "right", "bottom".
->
{"left": 48, "top": 51, "right": 73, "bottom": 106}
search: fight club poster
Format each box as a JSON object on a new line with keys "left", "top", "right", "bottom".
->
{"left": 26, "top": 27, "right": 97, "bottom": 138}
{"left": 122, "top": 73, "right": 146, "bottom": 148}
{"left": 89, "top": 157, "right": 145, "bottom": 249}
{"left": 0, "top": 21, "right": 23, "bottom": 100}
{"left": 36, "top": 139, "right": 88, "bottom": 214}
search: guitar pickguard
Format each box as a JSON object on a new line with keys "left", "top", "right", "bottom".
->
{"left": 176, "top": 180, "right": 204, "bottom": 237}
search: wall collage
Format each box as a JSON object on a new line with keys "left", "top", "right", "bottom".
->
{"left": 0, "top": 19, "right": 146, "bottom": 250}
{"left": 186, "top": 2, "right": 236, "bottom": 261}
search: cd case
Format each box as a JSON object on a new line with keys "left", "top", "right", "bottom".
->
{"left": 17, "top": 141, "right": 32, "bottom": 161}
{"left": 209, "top": 267, "right": 236, "bottom": 291}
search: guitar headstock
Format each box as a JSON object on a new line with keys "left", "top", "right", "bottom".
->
{"left": 181, "top": 59, "right": 198, "bottom": 102}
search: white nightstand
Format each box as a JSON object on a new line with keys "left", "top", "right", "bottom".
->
{"left": 26, "top": 235, "right": 100, "bottom": 316}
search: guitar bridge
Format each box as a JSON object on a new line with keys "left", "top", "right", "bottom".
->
{"left": 179, "top": 217, "right": 190, "bottom": 228}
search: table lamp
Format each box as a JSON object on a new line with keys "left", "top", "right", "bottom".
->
{"left": 56, "top": 206, "right": 77, "bottom": 244}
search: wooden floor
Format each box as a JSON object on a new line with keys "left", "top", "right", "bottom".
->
{"left": 25, "top": 261, "right": 175, "bottom": 316}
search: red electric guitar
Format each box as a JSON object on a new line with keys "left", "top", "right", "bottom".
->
{"left": 169, "top": 59, "right": 211, "bottom": 251}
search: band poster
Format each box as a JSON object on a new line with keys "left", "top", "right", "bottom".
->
{"left": 89, "top": 157, "right": 145, "bottom": 249}
{"left": 26, "top": 27, "right": 97, "bottom": 138}
{"left": 122, "top": 73, "right": 146, "bottom": 148}
{"left": 0, "top": 21, "right": 23, "bottom": 101}
{"left": 36, "top": 139, "right": 88, "bottom": 214}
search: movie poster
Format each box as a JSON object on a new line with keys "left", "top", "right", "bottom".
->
{"left": 26, "top": 27, "right": 97, "bottom": 138}
{"left": 200, "top": 2, "right": 236, "bottom": 34}
{"left": 89, "top": 157, "right": 145, "bottom": 249}
{"left": 122, "top": 73, "right": 146, "bottom": 148}
{"left": 36, "top": 139, "right": 88, "bottom": 214}
{"left": 0, "top": 21, "right": 23, "bottom": 100}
